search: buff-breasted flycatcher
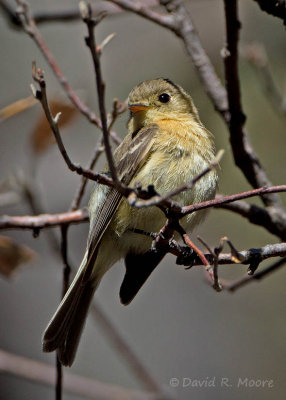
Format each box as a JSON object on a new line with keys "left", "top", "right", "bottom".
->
{"left": 42, "top": 78, "right": 218, "bottom": 366}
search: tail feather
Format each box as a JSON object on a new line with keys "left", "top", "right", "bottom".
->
{"left": 57, "top": 283, "right": 95, "bottom": 366}
{"left": 42, "top": 255, "right": 100, "bottom": 367}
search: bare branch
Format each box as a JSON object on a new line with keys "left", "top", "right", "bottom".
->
{"left": 70, "top": 138, "right": 105, "bottom": 211}
{"left": 0, "top": 209, "right": 89, "bottom": 230}
{"left": 56, "top": 225, "right": 71, "bottom": 400}
{"left": 31, "top": 64, "right": 114, "bottom": 187}
{"left": 108, "top": 0, "right": 175, "bottom": 29}
{"left": 198, "top": 236, "right": 223, "bottom": 291}
{"left": 178, "top": 225, "right": 222, "bottom": 290}
{"left": 222, "top": 0, "right": 281, "bottom": 210}
{"left": 181, "top": 185, "right": 286, "bottom": 216}
{"left": 80, "top": 2, "right": 121, "bottom": 189}
{"left": 55, "top": 356, "right": 62, "bottom": 400}
{"left": 174, "top": 221, "right": 209, "bottom": 267}
{"left": 133, "top": 225, "right": 286, "bottom": 268}
{"left": 191, "top": 242, "right": 286, "bottom": 267}
{"left": 0, "top": 0, "right": 159, "bottom": 27}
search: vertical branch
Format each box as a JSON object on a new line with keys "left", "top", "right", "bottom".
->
{"left": 223, "top": 1, "right": 245, "bottom": 136}
{"left": 222, "top": 0, "right": 282, "bottom": 210}
{"left": 80, "top": 3, "right": 121, "bottom": 188}
{"left": 60, "top": 224, "right": 71, "bottom": 296}
{"left": 223, "top": 1, "right": 246, "bottom": 159}
{"left": 70, "top": 137, "right": 104, "bottom": 211}
{"left": 56, "top": 224, "right": 71, "bottom": 400}
{"left": 55, "top": 357, "right": 63, "bottom": 400}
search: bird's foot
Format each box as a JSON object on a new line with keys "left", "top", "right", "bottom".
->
{"left": 176, "top": 246, "right": 196, "bottom": 268}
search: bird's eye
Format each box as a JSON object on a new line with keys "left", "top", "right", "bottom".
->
{"left": 158, "top": 93, "right": 170, "bottom": 103}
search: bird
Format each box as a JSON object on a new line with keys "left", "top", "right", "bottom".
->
{"left": 42, "top": 78, "right": 218, "bottom": 366}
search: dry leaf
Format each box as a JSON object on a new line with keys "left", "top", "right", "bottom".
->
{"left": 31, "top": 99, "right": 78, "bottom": 154}
{"left": 0, "top": 235, "right": 36, "bottom": 278}
{"left": 0, "top": 95, "right": 38, "bottom": 121}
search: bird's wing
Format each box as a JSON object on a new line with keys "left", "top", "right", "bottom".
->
{"left": 83, "top": 124, "right": 159, "bottom": 281}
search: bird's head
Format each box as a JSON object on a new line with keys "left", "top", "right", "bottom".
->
{"left": 128, "top": 78, "right": 199, "bottom": 129}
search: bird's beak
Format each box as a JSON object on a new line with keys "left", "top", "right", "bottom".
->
{"left": 128, "top": 104, "right": 151, "bottom": 113}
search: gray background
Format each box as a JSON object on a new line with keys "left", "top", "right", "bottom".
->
{"left": 1, "top": 1, "right": 286, "bottom": 399}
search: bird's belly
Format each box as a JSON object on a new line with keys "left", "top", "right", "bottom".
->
{"left": 111, "top": 150, "right": 217, "bottom": 254}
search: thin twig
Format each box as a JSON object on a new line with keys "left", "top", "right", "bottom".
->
{"left": 60, "top": 225, "right": 71, "bottom": 296}
{"left": 181, "top": 185, "right": 286, "bottom": 216}
{"left": 175, "top": 222, "right": 209, "bottom": 266}
{"left": 191, "top": 242, "right": 286, "bottom": 266}
{"left": 80, "top": 2, "right": 121, "bottom": 189}
{"left": 1, "top": 0, "right": 159, "bottom": 27}
{"left": 226, "top": 257, "right": 286, "bottom": 291}
{"left": 197, "top": 236, "right": 222, "bottom": 291}
{"left": 108, "top": 0, "right": 175, "bottom": 30}
{"left": 222, "top": 0, "right": 276, "bottom": 207}
{"left": 55, "top": 357, "right": 62, "bottom": 400}
{"left": 30, "top": 64, "right": 114, "bottom": 187}
{"left": 0, "top": 209, "right": 89, "bottom": 230}
{"left": 56, "top": 225, "right": 71, "bottom": 400}
{"left": 70, "top": 138, "right": 104, "bottom": 211}
{"left": 155, "top": 219, "right": 219, "bottom": 289}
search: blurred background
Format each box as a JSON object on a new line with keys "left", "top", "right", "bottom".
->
{"left": 0, "top": 0, "right": 286, "bottom": 399}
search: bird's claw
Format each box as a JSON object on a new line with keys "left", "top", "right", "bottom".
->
{"left": 176, "top": 246, "right": 195, "bottom": 268}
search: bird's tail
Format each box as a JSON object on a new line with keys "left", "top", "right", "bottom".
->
{"left": 42, "top": 253, "right": 101, "bottom": 366}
